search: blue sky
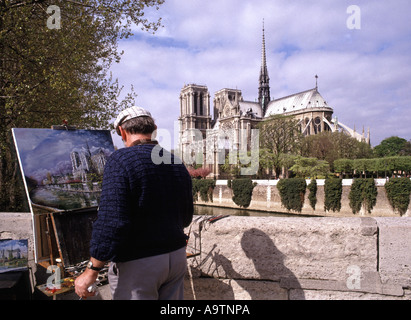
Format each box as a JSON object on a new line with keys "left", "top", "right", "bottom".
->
{"left": 110, "top": 0, "right": 411, "bottom": 148}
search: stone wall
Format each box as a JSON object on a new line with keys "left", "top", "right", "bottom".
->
{"left": 184, "top": 216, "right": 411, "bottom": 300}
{"left": 2, "top": 212, "right": 410, "bottom": 300}
{"left": 195, "top": 179, "right": 410, "bottom": 217}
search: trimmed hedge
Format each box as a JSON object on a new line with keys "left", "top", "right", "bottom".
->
{"left": 348, "top": 178, "right": 378, "bottom": 214}
{"left": 385, "top": 177, "right": 411, "bottom": 215}
{"left": 229, "top": 178, "right": 257, "bottom": 208}
{"left": 192, "top": 179, "right": 216, "bottom": 203}
{"left": 324, "top": 178, "right": 342, "bottom": 212}
{"left": 307, "top": 179, "right": 317, "bottom": 210}
{"left": 277, "top": 178, "right": 307, "bottom": 212}
{"left": 334, "top": 156, "right": 411, "bottom": 177}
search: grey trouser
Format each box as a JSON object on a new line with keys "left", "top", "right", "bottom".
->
{"left": 108, "top": 247, "right": 187, "bottom": 300}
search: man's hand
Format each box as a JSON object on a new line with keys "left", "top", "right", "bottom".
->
{"left": 75, "top": 268, "right": 99, "bottom": 299}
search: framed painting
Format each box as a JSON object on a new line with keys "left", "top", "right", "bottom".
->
{"left": 0, "top": 239, "right": 29, "bottom": 273}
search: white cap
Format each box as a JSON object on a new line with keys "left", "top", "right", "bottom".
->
{"left": 114, "top": 106, "right": 152, "bottom": 135}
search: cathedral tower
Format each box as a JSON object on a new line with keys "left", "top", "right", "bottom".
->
{"left": 179, "top": 84, "right": 211, "bottom": 136}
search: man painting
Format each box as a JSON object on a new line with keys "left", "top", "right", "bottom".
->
{"left": 75, "top": 106, "right": 193, "bottom": 300}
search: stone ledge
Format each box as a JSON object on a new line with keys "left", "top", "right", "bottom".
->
{"left": 184, "top": 275, "right": 288, "bottom": 300}
{"left": 289, "top": 289, "right": 411, "bottom": 300}
{"left": 2, "top": 212, "right": 410, "bottom": 300}
{"left": 376, "top": 218, "right": 411, "bottom": 288}
{"left": 281, "top": 273, "right": 403, "bottom": 297}
{"left": 186, "top": 216, "right": 411, "bottom": 300}
{"left": 187, "top": 216, "right": 378, "bottom": 282}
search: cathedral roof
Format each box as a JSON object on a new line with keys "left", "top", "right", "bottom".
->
{"left": 239, "top": 101, "right": 263, "bottom": 118}
{"left": 264, "top": 87, "right": 333, "bottom": 118}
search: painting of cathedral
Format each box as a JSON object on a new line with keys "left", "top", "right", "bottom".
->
{"left": 12, "top": 128, "right": 114, "bottom": 211}
{"left": 0, "top": 239, "right": 28, "bottom": 273}
{"left": 178, "top": 26, "right": 370, "bottom": 178}
{"left": 70, "top": 146, "right": 107, "bottom": 182}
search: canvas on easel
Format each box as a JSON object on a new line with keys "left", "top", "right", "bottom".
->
{"left": 12, "top": 128, "right": 115, "bottom": 267}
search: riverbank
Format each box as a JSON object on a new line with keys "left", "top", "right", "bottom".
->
{"left": 193, "top": 179, "right": 411, "bottom": 217}
{"left": 194, "top": 204, "right": 320, "bottom": 217}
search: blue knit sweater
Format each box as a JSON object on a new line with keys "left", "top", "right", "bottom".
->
{"left": 89, "top": 143, "right": 193, "bottom": 262}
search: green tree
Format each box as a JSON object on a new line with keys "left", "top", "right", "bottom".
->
{"left": 278, "top": 153, "right": 298, "bottom": 178}
{"left": 300, "top": 131, "right": 372, "bottom": 171}
{"left": 334, "top": 156, "right": 411, "bottom": 178}
{"left": 353, "top": 158, "right": 379, "bottom": 178}
{"left": 220, "top": 150, "right": 255, "bottom": 178}
{"left": 0, "top": 0, "right": 164, "bottom": 211}
{"left": 392, "top": 156, "right": 411, "bottom": 175}
{"left": 257, "top": 148, "right": 276, "bottom": 178}
{"left": 374, "top": 136, "right": 409, "bottom": 157}
{"left": 399, "top": 140, "right": 411, "bottom": 156}
{"left": 290, "top": 156, "right": 330, "bottom": 179}
{"left": 334, "top": 158, "right": 354, "bottom": 178}
{"left": 259, "top": 115, "right": 303, "bottom": 178}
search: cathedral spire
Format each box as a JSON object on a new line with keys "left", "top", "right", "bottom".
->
{"left": 261, "top": 20, "right": 268, "bottom": 77}
{"left": 259, "top": 19, "right": 270, "bottom": 116}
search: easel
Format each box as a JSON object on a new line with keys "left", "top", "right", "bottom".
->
{"left": 35, "top": 124, "right": 78, "bottom": 298}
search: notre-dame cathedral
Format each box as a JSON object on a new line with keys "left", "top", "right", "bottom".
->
{"left": 178, "top": 26, "right": 370, "bottom": 177}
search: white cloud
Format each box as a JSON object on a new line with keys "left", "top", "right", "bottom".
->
{"left": 111, "top": 0, "right": 411, "bottom": 147}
